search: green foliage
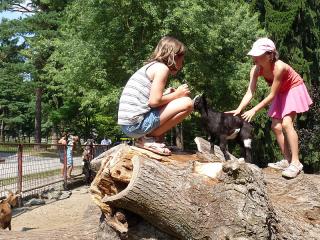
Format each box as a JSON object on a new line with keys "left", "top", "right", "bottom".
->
{"left": 94, "top": 114, "right": 122, "bottom": 142}
{"left": 298, "top": 86, "right": 320, "bottom": 172}
{"left": 46, "top": 0, "right": 265, "bottom": 141}
{"left": 0, "top": 19, "right": 33, "bottom": 140}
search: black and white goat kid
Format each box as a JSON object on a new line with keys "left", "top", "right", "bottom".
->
{"left": 193, "top": 95, "right": 253, "bottom": 162}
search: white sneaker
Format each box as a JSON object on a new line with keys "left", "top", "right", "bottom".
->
{"left": 282, "top": 163, "right": 303, "bottom": 179}
{"left": 268, "top": 159, "right": 290, "bottom": 170}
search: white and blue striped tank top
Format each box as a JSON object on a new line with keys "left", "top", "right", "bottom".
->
{"left": 118, "top": 62, "right": 156, "bottom": 125}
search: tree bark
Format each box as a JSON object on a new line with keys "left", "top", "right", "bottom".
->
{"left": 34, "top": 87, "right": 42, "bottom": 145}
{"left": 0, "top": 119, "right": 4, "bottom": 143}
{"left": 102, "top": 155, "right": 278, "bottom": 239}
{"left": 50, "top": 127, "right": 58, "bottom": 149}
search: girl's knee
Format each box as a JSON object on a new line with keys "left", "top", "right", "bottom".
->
{"left": 282, "top": 121, "right": 295, "bottom": 132}
{"left": 165, "top": 96, "right": 193, "bottom": 114}
{"left": 182, "top": 97, "right": 193, "bottom": 112}
{"left": 271, "top": 122, "right": 282, "bottom": 134}
{"left": 282, "top": 114, "right": 296, "bottom": 131}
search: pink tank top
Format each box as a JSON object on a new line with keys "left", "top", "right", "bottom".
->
{"left": 258, "top": 64, "right": 303, "bottom": 93}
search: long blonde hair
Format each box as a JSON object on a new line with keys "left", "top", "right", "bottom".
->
{"left": 147, "top": 36, "right": 186, "bottom": 71}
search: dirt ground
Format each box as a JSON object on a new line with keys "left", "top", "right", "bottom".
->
{"left": 0, "top": 185, "right": 101, "bottom": 240}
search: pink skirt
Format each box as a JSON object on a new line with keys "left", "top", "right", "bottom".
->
{"left": 268, "top": 83, "right": 313, "bottom": 119}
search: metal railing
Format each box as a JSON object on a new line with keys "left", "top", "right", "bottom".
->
{"left": 0, "top": 143, "right": 109, "bottom": 199}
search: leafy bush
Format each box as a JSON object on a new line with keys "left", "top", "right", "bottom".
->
{"left": 298, "top": 86, "right": 320, "bottom": 173}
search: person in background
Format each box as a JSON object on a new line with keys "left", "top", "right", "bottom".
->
{"left": 117, "top": 36, "right": 193, "bottom": 155}
{"left": 101, "top": 136, "right": 112, "bottom": 153}
{"left": 101, "top": 137, "right": 112, "bottom": 146}
{"left": 66, "top": 135, "right": 79, "bottom": 179}
{"left": 226, "top": 37, "right": 312, "bottom": 179}
{"left": 58, "top": 132, "right": 67, "bottom": 177}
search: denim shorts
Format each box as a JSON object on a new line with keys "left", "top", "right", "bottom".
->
{"left": 121, "top": 109, "right": 160, "bottom": 138}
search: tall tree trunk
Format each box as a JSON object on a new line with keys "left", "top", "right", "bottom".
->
{"left": 50, "top": 127, "right": 58, "bottom": 149}
{"left": 0, "top": 120, "right": 4, "bottom": 143}
{"left": 34, "top": 87, "right": 42, "bottom": 145}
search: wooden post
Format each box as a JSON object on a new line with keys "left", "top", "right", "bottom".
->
{"left": 17, "top": 144, "right": 23, "bottom": 207}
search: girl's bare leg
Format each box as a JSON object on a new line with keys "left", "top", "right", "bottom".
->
{"left": 282, "top": 113, "right": 300, "bottom": 165}
{"left": 67, "top": 165, "right": 73, "bottom": 178}
{"left": 149, "top": 97, "right": 193, "bottom": 137}
{"left": 271, "top": 118, "right": 291, "bottom": 161}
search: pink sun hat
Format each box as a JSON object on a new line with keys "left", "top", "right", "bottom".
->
{"left": 247, "top": 38, "right": 276, "bottom": 56}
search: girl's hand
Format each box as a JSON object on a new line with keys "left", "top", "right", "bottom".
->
{"left": 163, "top": 87, "right": 175, "bottom": 95}
{"left": 176, "top": 84, "right": 190, "bottom": 97}
{"left": 241, "top": 108, "right": 256, "bottom": 122}
{"left": 225, "top": 108, "right": 241, "bottom": 116}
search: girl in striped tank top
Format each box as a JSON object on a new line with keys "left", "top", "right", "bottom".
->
{"left": 118, "top": 36, "right": 193, "bottom": 155}
{"left": 226, "top": 38, "right": 312, "bottom": 178}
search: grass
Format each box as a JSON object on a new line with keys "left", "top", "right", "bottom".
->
{"left": 0, "top": 165, "right": 83, "bottom": 187}
{"left": 0, "top": 145, "right": 18, "bottom": 153}
{"left": 0, "top": 145, "right": 83, "bottom": 158}
{"left": 0, "top": 169, "right": 60, "bottom": 186}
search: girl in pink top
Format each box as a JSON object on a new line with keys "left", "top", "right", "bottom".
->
{"left": 227, "top": 38, "right": 312, "bottom": 179}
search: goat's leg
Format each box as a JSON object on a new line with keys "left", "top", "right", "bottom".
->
{"left": 240, "top": 144, "right": 246, "bottom": 159}
{"left": 239, "top": 144, "right": 252, "bottom": 163}
{"left": 241, "top": 137, "right": 252, "bottom": 163}
{"left": 240, "top": 126, "right": 253, "bottom": 163}
{"left": 9, "top": 222, "right": 11, "bottom": 231}
{"left": 245, "top": 147, "right": 252, "bottom": 163}
{"left": 209, "top": 134, "right": 215, "bottom": 154}
{"left": 219, "top": 136, "right": 230, "bottom": 160}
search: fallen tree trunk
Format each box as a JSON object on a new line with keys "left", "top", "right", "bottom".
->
{"left": 90, "top": 142, "right": 281, "bottom": 239}
{"left": 90, "top": 139, "right": 320, "bottom": 240}
{"left": 102, "top": 155, "right": 278, "bottom": 239}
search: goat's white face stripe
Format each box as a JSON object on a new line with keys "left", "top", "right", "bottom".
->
{"left": 244, "top": 139, "right": 252, "bottom": 148}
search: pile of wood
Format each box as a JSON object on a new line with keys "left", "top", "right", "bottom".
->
{"left": 89, "top": 138, "right": 320, "bottom": 240}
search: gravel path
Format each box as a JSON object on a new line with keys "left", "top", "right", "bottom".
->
{"left": 0, "top": 186, "right": 101, "bottom": 240}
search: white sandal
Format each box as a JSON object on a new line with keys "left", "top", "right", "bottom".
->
{"left": 282, "top": 163, "right": 303, "bottom": 178}
{"left": 268, "top": 159, "right": 290, "bottom": 170}
{"left": 135, "top": 137, "right": 171, "bottom": 156}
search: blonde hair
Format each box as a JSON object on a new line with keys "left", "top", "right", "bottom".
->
{"left": 147, "top": 36, "right": 186, "bottom": 71}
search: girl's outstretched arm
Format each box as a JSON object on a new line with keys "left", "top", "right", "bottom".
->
{"left": 241, "top": 63, "right": 284, "bottom": 121}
